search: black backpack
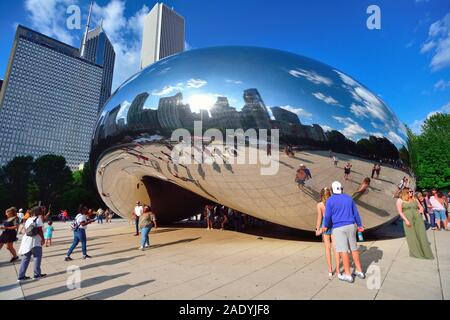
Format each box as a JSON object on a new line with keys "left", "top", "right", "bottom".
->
{"left": 25, "top": 217, "right": 39, "bottom": 237}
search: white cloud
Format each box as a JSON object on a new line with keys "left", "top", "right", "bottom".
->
{"left": 421, "top": 13, "right": 450, "bottom": 71}
{"left": 410, "top": 100, "right": 450, "bottom": 134}
{"left": 421, "top": 40, "right": 436, "bottom": 53}
{"left": 277, "top": 105, "right": 313, "bottom": 119}
{"left": 24, "top": 0, "right": 79, "bottom": 45}
{"left": 312, "top": 92, "right": 338, "bottom": 105}
{"left": 187, "top": 79, "right": 207, "bottom": 89}
{"left": 151, "top": 79, "right": 208, "bottom": 96}
{"left": 152, "top": 85, "right": 179, "bottom": 96}
{"left": 226, "top": 79, "right": 243, "bottom": 85}
{"left": 350, "top": 103, "right": 368, "bottom": 118}
{"left": 333, "top": 116, "right": 368, "bottom": 138}
{"left": 387, "top": 131, "right": 406, "bottom": 145}
{"left": 371, "top": 132, "right": 384, "bottom": 138}
{"left": 289, "top": 68, "right": 333, "bottom": 86}
{"left": 320, "top": 124, "right": 333, "bottom": 132}
{"left": 434, "top": 79, "right": 450, "bottom": 90}
{"left": 91, "top": 0, "right": 150, "bottom": 90}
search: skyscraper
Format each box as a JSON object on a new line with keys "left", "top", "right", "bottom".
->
{"left": 82, "top": 24, "right": 116, "bottom": 113}
{"left": 0, "top": 25, "right": 103, "bottom": 170}
{"left": 271, "top": 107, "right": 301, "bottom": 125}
{"left": 140, "top": 3, "right": 185, "bottom": 69}
{"left": 241, "top": 89, "right": 271, "bottom": 130}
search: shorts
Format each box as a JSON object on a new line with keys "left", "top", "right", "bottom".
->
{"left": 332, "top": 224, "right": 358, "bottom": 253}
{"left": 434, "top": 210, "right": 446, "bottom": 221}
{"left": 344, "top": 169, "right": 351, "bottom": 174}
{"left": 295, "top": 178, "right": 306, "bottom": 186}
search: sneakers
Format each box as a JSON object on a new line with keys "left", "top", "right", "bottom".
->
{"left": 82, "top": 255, "right": 92, "bottom": 260}
{"left": 17, "top": 276, "right": 31, "bottom": 283}
{"left": 353, "top": 271, "right": 366, "bottom": 279}
{"left": 139, "top": 246, "right": 144, "bottom": 251}
{"left": 10, "top": 256, "right": 19, "bottom": 263}
{"left": 33, "top": 274, "right": 47, "bottom": 280}
{"left": 64, "top": 256, "right": 73, "bottom": 262}
{"left": 144, "top": 244, "right": 150, "bottom": 248}
{"left": 338, "top": 273, "right": 354, "bottom": 283}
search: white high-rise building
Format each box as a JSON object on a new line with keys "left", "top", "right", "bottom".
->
{"left": 140, "top": 3, "right": 185, "bottom": 69}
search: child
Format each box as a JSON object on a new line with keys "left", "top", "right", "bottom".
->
{"left": 44, "top": 221, "right": 54, "bottom": 247}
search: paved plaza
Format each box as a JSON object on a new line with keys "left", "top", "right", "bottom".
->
{"left": 1, "top": 219, "right": 449, "bottom": 300}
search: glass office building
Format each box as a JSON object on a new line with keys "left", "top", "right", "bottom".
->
{"left": 0, "top": 25, "right": 103, "bottom": 170}
{"left": 82, "top": 25, "right": 116, "bottom": 113}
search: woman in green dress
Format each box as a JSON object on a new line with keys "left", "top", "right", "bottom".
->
{"left": 396, "top": 188, "right": 434, "bottom": 260}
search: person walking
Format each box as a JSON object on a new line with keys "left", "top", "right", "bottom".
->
{"left": 96, "top": 208, "right": 104, "bottom": 224}
{"left": 322, "top": 181, "right": 365, "bottom": 283}
{"left": 138, "top": 206, "right": 153, "bottom": 250}
{"left": 343, "top": 163, "right": 352, "bottom": 181}
{"left": 205, "top": 205, "right": 214, "bottom": 230}
{"left": 17, "top": 207, "right": 46, "bottom": 281}
{"left": 371, "top": 164, "right": 377, "bottom": 179}
{"left": 315, "top": 187, "right": 340, "bottom": 277}
{"left": 425, "top": 191, "right": 436, "bottom": 229}
{"left": 333, "top": 156, "right": 338, "bottom": 167}
{"left": 0, "top": 207, "right": 20, "bottom": 263}
{"left": 133, "top": 202, "right": 143, "bottom": 236}
{"left": 65, "top": 206, "right": 94, "bottom": 261}
{"left": 430, "top": 189, "right": 447, "bottom": 231}
{"left": 396, "top": 189, "right": 434, "bottom": 259}
{"left": 375, "top": 164, "right": 381, "bottom": 179}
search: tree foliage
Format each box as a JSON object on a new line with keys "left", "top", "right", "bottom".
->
{"left": 0, "top": 155, "right": 103, "bottom": 218}
{"left": 408, "top": 113, "right": 450, "bottom": 190}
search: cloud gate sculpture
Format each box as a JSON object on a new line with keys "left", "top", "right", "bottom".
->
{"left": 91, "top": 46, "right": 411, "bottom": 231}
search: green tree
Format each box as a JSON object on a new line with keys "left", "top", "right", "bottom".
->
{"left": 409, "top": 113, "right": 450, "bottom": 190}
{"left": 31, "top": 155, "right": 73, "bottom": 208}
{"left": 0, "top": 156, "right": 34, "bottom": 213}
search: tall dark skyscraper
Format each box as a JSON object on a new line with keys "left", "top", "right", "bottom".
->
{"left": 271, "top": 107, "right": 301, "bottom": 125}
{"left": 81, "top": 25, "right": 116, "bottom": 113}
{"left": 241, "top": 89, "right": 271, "bottom": 130}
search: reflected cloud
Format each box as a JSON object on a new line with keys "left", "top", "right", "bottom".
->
{"left": 333, "top": 116, "right": 368, "bottom": 138}
{"left": 289, "top": 68, "right": 333, "bottom": 86}
{"left": 187, "top": 79, "right": 208, "bottom": 89}
{"left": 313, "top": 92, "right": 339, "bottom": 105}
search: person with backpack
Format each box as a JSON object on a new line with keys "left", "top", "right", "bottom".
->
{"left": 17, "top": 206, "right": 46, "bottom": 282}
{"left": 65, "top": 206, "right": 94, "bottom": 261}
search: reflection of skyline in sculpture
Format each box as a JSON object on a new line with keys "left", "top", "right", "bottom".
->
{"left": 98, "top": 85, "right": 398, "bottom": 162}
{"left": 91, "top": 46, "right": 411, "bottom": 232}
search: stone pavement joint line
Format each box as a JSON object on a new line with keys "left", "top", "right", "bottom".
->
{"left": 0, "top": 219, "right": 448, "bottom": 300}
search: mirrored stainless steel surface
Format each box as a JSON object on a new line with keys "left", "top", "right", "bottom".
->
{"left": 91, "top": 46, "right": 410, "bottom": 231}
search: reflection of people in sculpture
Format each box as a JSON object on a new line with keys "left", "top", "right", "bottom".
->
{"left": 393, "top": 176, "right": 409, "bottom": 198}
{"left": 375, "top": 164, "right": 381, "bottom": 179}
{"left": 343, "top": 163, "right": 352, "bottom": 181}
{"left": 371, "top": 164, "right": 377, "bottom": 179}
{"left": 352, "top": 177, "right": 371, "bottom": 200}
{"left": 332, "top": 156, "right": 338, "bottom": 167}
{"left": 284, "top": 145, "right": 294, "bottom": 157}
{"left": 295, "top": 164, "right": 312, "bottom": 189}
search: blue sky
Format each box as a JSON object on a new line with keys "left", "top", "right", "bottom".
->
{"left": 0, "top": 0, "right": 449, "bottom": 133}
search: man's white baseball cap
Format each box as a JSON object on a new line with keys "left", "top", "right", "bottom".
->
{"left": 332, "top": 181, "right": 343, "bottom": 194}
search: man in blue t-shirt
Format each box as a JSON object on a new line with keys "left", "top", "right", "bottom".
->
{"left": 322, "top": 181, "right": 365, "bottom": 283}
